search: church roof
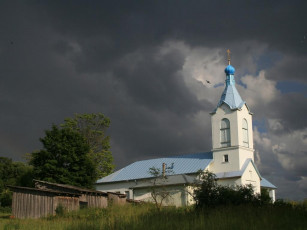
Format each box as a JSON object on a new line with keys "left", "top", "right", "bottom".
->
{"left": 261, "top": 178, "right": 277, "bottom": 189}
{"left": 96, "top": 152, "right": 213, "bottom": 184}
{"left": 216, "top": 83, "right": 245, "bottom": 110}
{"left": 212, "top": 64, "right": 247, "bottom": 113}
{"left": 130, "top": 174, "right": 200, "bottom": 189}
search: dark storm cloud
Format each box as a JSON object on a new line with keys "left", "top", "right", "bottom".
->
{"left": 20, "top": 0, "right": 306, "bottom": 70}
{"left": 113, "top": 47, "right": 208, "bottom": 114}
{"left": 270, "top": 93, "right": 307, "bottom": 132}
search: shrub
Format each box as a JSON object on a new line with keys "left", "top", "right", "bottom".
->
{"left": 0, "top": 189, "right": 12, "bottom": 207}
{"left": 193, "top": 171, "right": 271, "bottom": 208}
{"left": 55, "top": 204, "right": 66, "bottom": 216}
{"left": 0, "top": 206, "right": 11, "bottom": 213}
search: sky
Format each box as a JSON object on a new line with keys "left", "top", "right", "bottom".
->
{"left": 0, "top": 0, "right": 306, "bottom": 200}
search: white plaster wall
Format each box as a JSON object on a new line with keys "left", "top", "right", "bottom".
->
{"left": 241, "top": 162, "right": 261, "bottom": 194}
{"left": 211, "top": 104, "right": 236, "bottom": 149}
{"left": 269, "top": 189, "right": 276, "bottom": 202}
{"left": 237, "top": 105, "right": 254, "bottom": 149}
{"left": 211, "top": 147, "right": 254, "bottom": 174}
{"left": 217, "top": 177, "right": 241, "bottom": 187}
{"left": 211, "top": 104, "right": 253, "bottom": 150}
{"left": 211, "top": 103, "right": 255, "bottom": 174}
{"left": 211, "top": 148, "right": 241, "bottom": 173}
{"left": 186, "top": 186, "right": 196, "bottom": 205}
{"left": 133, "top": 185, "right": 188, "bottom": 207}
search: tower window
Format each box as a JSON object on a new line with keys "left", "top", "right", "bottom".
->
{"left": 224, "top": 154, "right": 229, "bottom": 163}
{"left": 242, "top": 119, "right": 249, "bottom": 147}
{"left": 220, "top": 118, "right": 231, "bottom": 147}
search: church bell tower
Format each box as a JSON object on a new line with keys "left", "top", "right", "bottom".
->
{"left": 210, "top": 50, "right": 255, "bottom": 175}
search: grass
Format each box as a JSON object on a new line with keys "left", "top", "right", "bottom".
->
{"left": 0, "top": 203, "right": 306, "bottom": 230}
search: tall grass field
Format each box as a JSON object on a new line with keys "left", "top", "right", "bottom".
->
{"left": 0, "top": 203, "right": 306, "bottom": 230}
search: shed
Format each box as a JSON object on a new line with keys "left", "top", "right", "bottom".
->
{"left": 8, "top": 180, "right": 126, "bottom": 219}
{"left": 8, "top": 185, "right": 80, "bottom": 219}
{"left": 34, "top": 180, "right": 108, "bottom": 208}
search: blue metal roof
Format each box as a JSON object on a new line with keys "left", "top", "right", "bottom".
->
{"left": 130, "top": 174, "right": 200, "bottom": 189}
{"left": 261, "top": 178, "right": 277, "bottom": 189}
{"left": 212, "top": 65, "right": 247, "bottom": 113}
{"left": 96, "top": 152, "right": 213, "bottom": 183}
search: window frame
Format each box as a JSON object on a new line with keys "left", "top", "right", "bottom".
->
{"left": 223, "top": 154, "right": 229, "bottom": 163}
{"left": 242, "top": 118, "right": 249, "bottom": 147}
{"left": 220, "top": 118, "right": 231, "bottom": 147}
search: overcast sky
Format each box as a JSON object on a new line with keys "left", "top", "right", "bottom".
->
{"left": 0, "top": 1, "right": 306, "bottom": 200}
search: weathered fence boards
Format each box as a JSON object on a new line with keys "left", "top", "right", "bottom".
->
{"left": 9, "top": 186, "right": 79, "bottom": 219}
{"left": 107, "top": 192, "right": 127, "bottom": 205}
{"left": 34, "top": 180, "right": 109, "bottom": 209}
{"left": 8, "top": 180, "right": 125, "bottom": 219}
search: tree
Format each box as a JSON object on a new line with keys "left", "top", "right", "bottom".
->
{"left": 0, "top": 157, "right": 33, "bottom": 207}
{"left": 148, "top": 165, "right": 174, "bottom": 211}
{"left": 61, "top": 113, "right": 114, "bottom": 179}
{"left": 193, "top": 170, "right": 219, "bottom": 208}
{"left": 30, "top": 125, "right": 96, "bottom": 188}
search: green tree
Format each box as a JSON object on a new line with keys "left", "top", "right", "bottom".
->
{"left": 193, "top": 170, "right": 219, "bottom": 208}
{"left": 30, "top": 125, "right": 96, "bottom": 188}
{"left": 61, "top": 113, "right": 114, "bottom": 179}
{"left": 0, "top": 157, "right": 33, "bottom": 207}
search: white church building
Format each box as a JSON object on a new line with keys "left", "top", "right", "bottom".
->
{"left": 95, "top": 57, "right": 276, "bottom": 206}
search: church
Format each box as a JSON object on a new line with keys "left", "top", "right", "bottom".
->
{"left": 95, "top": 54, "right": 277, "bottom": 206}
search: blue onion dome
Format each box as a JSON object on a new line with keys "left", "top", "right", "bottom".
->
{"left": 224, "top": 65, "right": 235, "bottom": 75}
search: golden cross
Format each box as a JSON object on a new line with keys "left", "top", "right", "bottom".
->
{"left": 227, "top": 49, "right": 231, "bottom": 65}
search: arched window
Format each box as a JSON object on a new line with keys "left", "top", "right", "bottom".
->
{"left": 242, "top": 119, "right": 249, "bottom": 147}
{"left": 220, "top": 118, "right": 230, "bottom": 147}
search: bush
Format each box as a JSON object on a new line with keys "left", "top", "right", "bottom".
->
{"left": 0, "top": 206, "right": 11, "bottom": 213}
{"left": 194, "top": 171, "right": 271, "bottom": 208}
{"left": 55, "top": 204, "right": 66, "bottom": 216}
{"left": 0, "top": 189, "right": 12, "bottom": 207}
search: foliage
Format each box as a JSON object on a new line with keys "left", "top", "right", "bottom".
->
{"left": 61, "top": 113, "right": 114, "bottom": 180}
{"left": 193, "top": 170, "right": 271, "bottom": 208}
{"left": 0, "top": 157, "right": 33, "bottom": 207}
{"left": 148, "top": 166, "right": 174, "bottom": 211}
{"left": 55, "top": 204, "right": 66, "bottom": 216}
{"left": 30, "top": 125, "right": 96, "bottom": 188}
{"left": 0, "top": 189, "right": 12, "bottom": 207}
{"left": 0, "top": 206, "right": 11, "bottom": 213}
{"left": 260, "top": 187, "right": 272, "bottom": 204}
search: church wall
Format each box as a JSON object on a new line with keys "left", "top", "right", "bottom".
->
{"left": 269, "top": 189, "right": 276, "bottom": 202}
{"left": 211, "top": 104, "right": 237, "bottom": 149}
{"left": 133, "top": 185, "right": 188, "bottom": 207}
{"left": 186, "top": 186, "right": 196, "bottom": 206}
{"left": 238, "top": 147, "right": 254, "bottom": 169}
{"left": 211, "top": 148, "right": 241, "bottom": 173}
{"left": 212, "top": 104, "right": 254, "bottom": 151}
{"left": 236, "top": 105, "right": 254, "bottom": 149}
{"left": 217, "top": 177, "right": 241, "bottom": 187}
{"left": 241, "top": 162, "right": 261, "bottom": 194}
